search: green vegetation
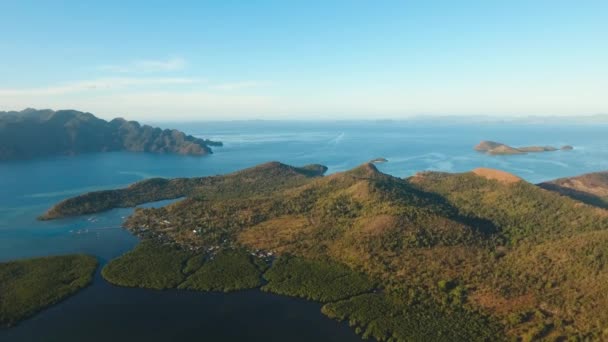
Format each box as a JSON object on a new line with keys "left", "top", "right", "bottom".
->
{"left": 102, "top": 241, "right": 191, "bottom": 289}
{"left": 539, "top": 170, "right": 608, "bottom": 209}
{"left": 0, "top": 254, "right": 97, "bottom": 327}
{"left": 179, "top": 251, "right": 265, "bottom": 292}
{"left": 0, "top": 108, "right": 221, "bottom": 161}
{"left": 262, "top": 257, "right": 375, "bottom": 302}
{"left": 411, "top": 170, "right": 608, "bottom": 339}
{"left": 40, "top": 178, "right": 196, "bottom": 219}
{"left": 411, "top": 171, "right": 608, "bottom": 243}
{"left": 101, "top": 241, "right": 268, "bottom": 293}
{"left": 48, "top": 161, "right": 608, "bottom": 339}
{"left": 40, "top": 178, "right": 195, "bottom": 220}
{"left": 322, "top": 292, "right": 502, "bottom": 342}
{"left": 40, "top": 161, "right": 327, "bottom": 219}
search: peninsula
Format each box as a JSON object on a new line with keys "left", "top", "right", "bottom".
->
{"left": 43, "top": 161, "right": 608, "bottom": 341}
{"left": 474, "top": 140, "right": 573, "bottom": 155}
{"left": 40, "top": 162, "right": 328, "bottom": 220}
{"left": 0, "top": 108, "right": 221, "bottom": 160}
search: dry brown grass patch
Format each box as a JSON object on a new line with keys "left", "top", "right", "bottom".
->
{"left": 472, "top": 168, "right": 522, "bottom": 184}
{"left": 237, "top": 216, "right": 314, "bottom": 252}
{"left": 357, "top": 215, "right": 398, "bottom": 236}
{"left": 470, "top": 289, "right": 537, "bottom": 315}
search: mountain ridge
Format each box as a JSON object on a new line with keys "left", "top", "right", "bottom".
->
{"left": 0, "top": 108, "right": 222, "bottom": 160}
{"left": 539, "top": 170, "right": 608, "bottom": 209}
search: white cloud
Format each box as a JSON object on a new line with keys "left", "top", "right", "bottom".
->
{"left": 99, "top": 57, "right": 187, "bottom": 73}
{"left": 0, "top": 77, "right": 199, "bottom": 96}
{"left": 210, "top": 81, "right": 269, "bottom": 91}
{"left": 0, "top": 89, "right": 277, "bottom": 120}
{"left": 2, "top": 72, "right": 606, "bottom": 120}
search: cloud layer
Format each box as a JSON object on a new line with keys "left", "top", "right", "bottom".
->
{"left": 99, "top": 57, "right": 187, "bottom": 73}
{"left": 1, "top": 55, "right": 606, "bottom": 121}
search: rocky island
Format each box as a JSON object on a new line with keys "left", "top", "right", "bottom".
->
{"left": 474, "top": 140, "right": 573, "bottom": 155}
{"left": 0, "top": 108, "right": 222, "bottom": 161}
{"left": 42, "top": 161, "right": 608, "bottom": 341}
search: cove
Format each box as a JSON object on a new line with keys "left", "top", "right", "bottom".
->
{"left": 0, "top": 269, "right": 361, "bottom": 342}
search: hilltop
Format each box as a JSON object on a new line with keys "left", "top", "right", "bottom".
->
{"left": 474, "top": 140, "right": 572, "bottom": 155}
{"left": 43, "top": 161, "right": 608, "bottom": 340}
{"left": 0, "top": 108, "right": 221, "bottom": 160}
{"left": 471, "top": 168, "right": 522, "bottom": 184}
{"left": 539, "top": 170, "right": 608, "bottom": 208}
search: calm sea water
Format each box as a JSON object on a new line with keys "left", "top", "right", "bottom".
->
{"left": 1, "top": 121, "right": 607, "bottom": 341}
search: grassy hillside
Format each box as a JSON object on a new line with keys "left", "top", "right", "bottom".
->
{"left": 410, "top": 170, "right": 608, "bottom": 244}
{"left": 0, "top": 255, "right": 97, "bottom": 327}
{"left": 410, "top": 170, "right": 608, "bottom": 340}
{"left": 539, "top": 171, "right": 608, "bottom": 209}
{"left": 111, "top": 163, "right": 506, "bottom": 340}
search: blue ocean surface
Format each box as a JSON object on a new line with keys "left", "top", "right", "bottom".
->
{"left": 1, "top": 121, "right": 607, "bottom": 341}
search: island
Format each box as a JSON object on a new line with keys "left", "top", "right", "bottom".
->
{"left": 43, "top": 162, "right": 608, "bottom": 341}
{"left": 0, "top": 255, "right": 97, "bottom": 327}
{"left": 0, "top": 108, "right": 222, "bottom": 161}
{"left": 474, "top": 140, "right": 573, "bottom": 155}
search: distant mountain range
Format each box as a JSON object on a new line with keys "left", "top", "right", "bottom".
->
{"left": 404, "top": 114, "right": 608, "bottom": 124}
{"left": 0, "top": 108, "right": 221, "bottom": 160}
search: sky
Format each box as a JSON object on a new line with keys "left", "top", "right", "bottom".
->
{"left": 1, "top": 0, "right": 607, "bottom": 121}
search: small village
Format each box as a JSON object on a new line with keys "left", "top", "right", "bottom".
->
{"left": 124, "top": 215, "right": 276, "bottom": 263}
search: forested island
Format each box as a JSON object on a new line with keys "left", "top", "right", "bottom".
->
{"left": 41, "top": 161, "right": 608, "bottom": 341}
{"left": 475, "top": 140, "right": 573, "bottom": 155}
{"left": 0, "top": 108, "right": 221, "bottom": 160}
{"left": 0, "top": 255, "right": 97, "bottom": 327}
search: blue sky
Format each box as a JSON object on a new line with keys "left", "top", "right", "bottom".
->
{"left": 1, "top": 0, "right": 607, "bottom": 120}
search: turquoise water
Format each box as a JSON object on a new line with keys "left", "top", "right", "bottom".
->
{"left": 1, "top": 121, "right": 607, "bottom": 341}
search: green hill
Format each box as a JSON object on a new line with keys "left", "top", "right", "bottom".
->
{"left": 410, "top": 169, "right": 608, "bottom": 340}
{"left": 45, "top": 162, "right": 608, "bottom": 340}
